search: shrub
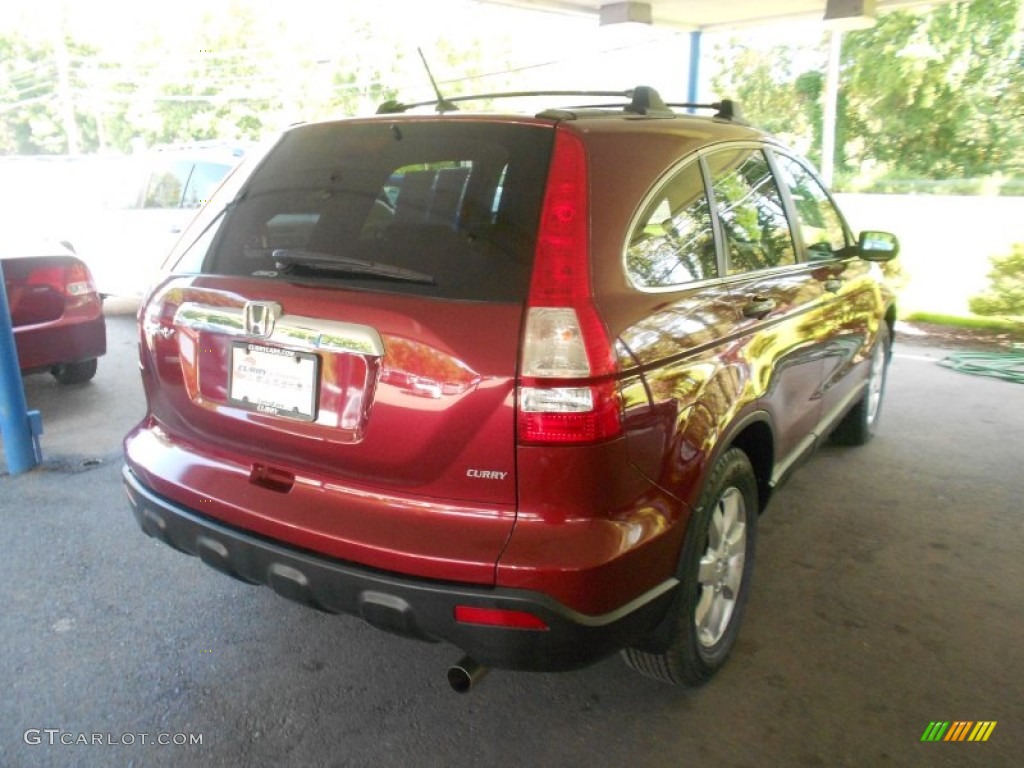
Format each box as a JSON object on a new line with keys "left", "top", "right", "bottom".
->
{"left": 969, "top": 243, "right": 1024, "bottom": 318}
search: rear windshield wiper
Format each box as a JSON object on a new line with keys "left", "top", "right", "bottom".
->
{"left": 273, "top": 249, "right": 436, "bottom": 286}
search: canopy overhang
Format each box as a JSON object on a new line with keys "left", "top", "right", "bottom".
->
{"left": 475, "top": 0, "right": 946, "bottom": 31}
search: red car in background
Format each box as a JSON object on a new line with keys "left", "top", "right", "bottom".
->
{"left": 4, "top": 242, "right": 106, "bottom": 384}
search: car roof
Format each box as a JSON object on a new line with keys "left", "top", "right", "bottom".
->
{"left": 287, "top": 86, "right": 772, "bottom": 147}
{"left": 290, "top": 105, "right": 769, "bottom": 149}
{"left": 2, "top": 240, "right": 78, "bottom": 261}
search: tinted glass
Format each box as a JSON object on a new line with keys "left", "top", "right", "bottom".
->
{"left": 707, "top": 149, "right": 795, "bottom": 275}
{"left": 626, "top": 161, "right": 717, "bottom": 288}
{"left": 188, "top": 121, "right": 552, "bottom": 301}
{"left": 774, "top": 154, "right": 848, "bottom": 259}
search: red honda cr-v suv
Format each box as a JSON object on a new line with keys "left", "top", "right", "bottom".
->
{"left": 124, "top": 87, "right": 898, "bottom": 691}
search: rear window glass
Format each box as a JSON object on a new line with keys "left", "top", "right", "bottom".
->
{"left": 181, "top": 120, "right": 553, "bottom": 302}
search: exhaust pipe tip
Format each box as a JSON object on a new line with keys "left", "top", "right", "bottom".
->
{"left": 447, "top": 656, "right": 489, "bottom": 693}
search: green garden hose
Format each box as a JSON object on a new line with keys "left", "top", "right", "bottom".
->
{"left": 938, "top": 346, "right": 1024, "bottom": 384}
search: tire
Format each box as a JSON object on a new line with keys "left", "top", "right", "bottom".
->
{"left": 51, "top": 358, "right": 98, "bottom": 385}
{"left": 831, "top": 325, "right": 891, "bottom": 446}
{"left": 622, "top": 447, "right": 758, "bottom": 686}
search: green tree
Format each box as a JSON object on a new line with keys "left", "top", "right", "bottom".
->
{"left": 710, "top": 37, "right": 824, "bottom": 159}
{"left": 842, "top": 0, "right": 1024, "bottom": 183}
{"left": 0, "top": 3, "right": 522, "bottom": 156}
{"left": 0, "top": 35, "right": 101, "bottom": 153}
{"left": 710, "top": 0, "right": 1023, "bottom": 190}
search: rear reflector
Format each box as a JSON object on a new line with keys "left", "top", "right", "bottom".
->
{"left": 454, "top": 606, "right": 549, "bottom": 630}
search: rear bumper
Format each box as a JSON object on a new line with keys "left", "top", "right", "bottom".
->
{"left": 124, "top": 465, "right": 677, "bottom": 672}
{"left": 15, "top": 313, "right": 106, "bottom": 372}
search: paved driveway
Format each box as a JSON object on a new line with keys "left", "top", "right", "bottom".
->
{"left": 1, "top": 312, "right": 1021, "bottom": 767}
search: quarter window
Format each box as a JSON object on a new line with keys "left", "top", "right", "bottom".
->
{"left": 707, "top": 149, "right": 795, "bottom": 275}
{"left": 626, "top": 161, "right": 717, "bottom": 289}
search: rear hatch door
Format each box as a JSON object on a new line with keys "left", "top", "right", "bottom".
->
{"left": 137, "top": 118, "right": 555, "bottom": 581}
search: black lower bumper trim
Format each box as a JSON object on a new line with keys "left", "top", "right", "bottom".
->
{"left": 123, "top": 466, "right": 676, "bottom": 672}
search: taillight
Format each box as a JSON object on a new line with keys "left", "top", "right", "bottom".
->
{"left": 519, "top": 378, "right": 621, "bottom": 444}
{"left": 518, "top": 127, "right": 622, "bottom": 446}
{"left": 62, "top": 261, "right": 97, "bottom": 298}
{"left": 20, "top": 259, "right": 99, "bottom": 313}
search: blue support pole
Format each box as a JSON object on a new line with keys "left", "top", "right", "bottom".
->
{"left": 687, "top": 30, "right": 703, "bottom": 110}
{"left": 0, "top": 261, "right": 41, "bottom": 475}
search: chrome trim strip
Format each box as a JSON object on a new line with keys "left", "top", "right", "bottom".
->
{"left": 770, "top": 433, "right": 817, "bottom": 489}
{"left": 174, "top": 302, "right": 385, "bottom": 357}
{"left": 817, "top": 379, "right": 869, "bottom": 436}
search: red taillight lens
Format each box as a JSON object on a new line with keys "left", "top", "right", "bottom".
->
{"left": 454, "top": 606, "right": 549, "bottom": 631}
{"left": 24, "top": 266, "right": 64, "bottom": 291}
{"left": 518, "top": 127, "right": 622, "bottom": 445}
{"left": 518, "top": 380, "right": 621, "bottom": 444}
{"left": 26, "top": 262, "right": 96, "bottom": 296}
{"left": 529, "top": 130, "right": 590, "bottom": 305}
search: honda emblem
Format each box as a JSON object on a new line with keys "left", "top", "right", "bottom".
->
{"left": 243, "top": 301, "right": 280, "bottom": 339}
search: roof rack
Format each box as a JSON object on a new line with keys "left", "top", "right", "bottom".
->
{"left": 669, "top": 99, "right": 743, "bottom": 122}
{"left": 376, "top": 86, "right": 741, "bottom": 122}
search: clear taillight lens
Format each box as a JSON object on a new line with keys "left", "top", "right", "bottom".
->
{"left": 521, "top": 307, "right": 590, "bottom": 378}
{"left": 520, "top": 386, "right": 594, "bottom": 413}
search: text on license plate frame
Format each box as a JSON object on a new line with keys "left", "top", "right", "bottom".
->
{"left": 229, "top": 342, "right": 319, "bottom": 421}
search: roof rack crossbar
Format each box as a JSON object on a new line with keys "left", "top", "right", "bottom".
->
{"left": 377, "top": 88, "right": 741, "bottom": 123}
{"left": 665, "top": 99, "right": 742, "bottom": 121}
{"left": 378, "top": 89, "right": 645, "bottom": 115}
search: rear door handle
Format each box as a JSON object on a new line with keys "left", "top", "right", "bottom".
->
{"left": 742, "top": 297, "right": 776, "bottom": 319}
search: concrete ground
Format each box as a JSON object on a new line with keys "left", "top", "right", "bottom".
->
{"left": 1, "top": 308, "right": 1021, "bottom": 767}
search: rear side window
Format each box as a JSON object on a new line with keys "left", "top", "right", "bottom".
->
{"left": 626, "top": 161, "right": 717, "bottom": 289}
{"left": 774, "top": 154, "right": 849, "bottom": 259}
{"left": 186, "top": 121, "right": 553, "bottom": 302}
{"left": 706, "top": 148, "right": 795, "bottom": 275}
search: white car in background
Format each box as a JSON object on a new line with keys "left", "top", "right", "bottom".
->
{"left": 75, "top": 145, "right": 247, "bottom": 298}
{"left": 2, "top": 145, "right": 246, "bottom": 299}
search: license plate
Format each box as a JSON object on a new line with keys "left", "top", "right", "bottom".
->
{"left": 229, "top": 343, "right": 319, "bottom": 421}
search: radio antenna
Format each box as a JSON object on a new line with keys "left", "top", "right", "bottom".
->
{"left": 417, "top": 48, "right": 458, "bottom": 113}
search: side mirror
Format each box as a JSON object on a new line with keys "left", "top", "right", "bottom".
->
{"left": 858, "top": 231, "right": 900, "bottom": 262}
